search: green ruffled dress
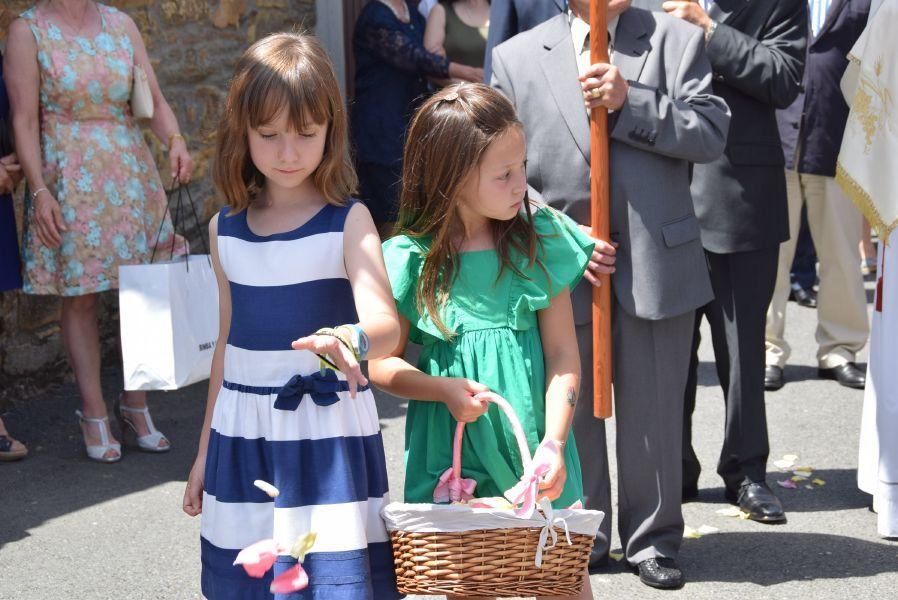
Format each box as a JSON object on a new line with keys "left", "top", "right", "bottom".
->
{"left": 382, "top": 207, "right": 595, "bottom": 507}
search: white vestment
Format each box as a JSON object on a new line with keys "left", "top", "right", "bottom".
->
{"left": 837, "top": 0, "right": 898, "bottom": 538}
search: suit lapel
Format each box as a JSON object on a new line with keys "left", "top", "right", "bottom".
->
{"left": 613, "top": 9, "right": 651, "bottom": 84}
{"left": 540, "top": 15, "right": 591, "bottom": 163}
{"left": 813, "top": 0, "right": 847, "bottom": 45}
{"left": 708, "top": 0, "right": 752, "bottom": 24}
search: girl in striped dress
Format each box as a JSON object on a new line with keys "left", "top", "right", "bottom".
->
{"left": 182, "top": 33, "right": 401, "bottom": 600}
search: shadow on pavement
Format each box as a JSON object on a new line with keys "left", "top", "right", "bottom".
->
{"left": 0, "top": 368, "right": 411, "bottom": 550}
{"left": 0, "top": 370, "right": 205, "bottom": 550}
{"left": 681, "top": 531, "right": 898, "bottom": 585}
{"left": 693, "top": 470, "right": 870, "bottom": 513}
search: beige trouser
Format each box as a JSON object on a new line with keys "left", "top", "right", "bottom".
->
{"left": 765, "top": 170, "right": 869, "bottom": 369}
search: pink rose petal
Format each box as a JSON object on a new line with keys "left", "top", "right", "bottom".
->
{"left": 776, "top": 479, "right": 798, "bottom": 490}
{"left": 234, "top": 539, "right": 285, "bottom": 578}
{"left": 270, "top": 564, "right": 310, "bottom": 594}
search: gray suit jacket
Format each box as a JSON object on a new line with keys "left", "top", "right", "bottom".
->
{"left": 491, "top": 9, "right": 730, "bottom": 321}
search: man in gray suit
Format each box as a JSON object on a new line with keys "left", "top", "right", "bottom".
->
{"left": 491, "top": 0, "right": 729, "bottom": 589}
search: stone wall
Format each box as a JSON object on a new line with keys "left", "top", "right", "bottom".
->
{"left": 0, "top": 1, "right": 316, "bottom": 400}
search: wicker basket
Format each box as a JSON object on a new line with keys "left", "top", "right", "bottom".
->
{"left": 390, "top": 526, "right": 594, "bottom": 597}
{"left": 383, "top": 393, "right": 603, "bottom": 597}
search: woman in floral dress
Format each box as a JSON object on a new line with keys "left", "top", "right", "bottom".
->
{"left": 5, "top": 1, "right": 192, "bottom": 462}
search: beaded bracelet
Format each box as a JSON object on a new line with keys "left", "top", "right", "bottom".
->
{"left": 313, "top": 327, "right": 357, "bottom": 373}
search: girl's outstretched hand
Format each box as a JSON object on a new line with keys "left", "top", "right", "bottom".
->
{"left": 291, "top": 334, "right": 368, "bottom": 398}
{"left": 183, "top": 456, "right": 205, "bottom": 517}
{"left": 536, "top": 440, "right": 567, "bottom": 502}
{"left": 438, "top": 378, "right": 490, "bottom": 423}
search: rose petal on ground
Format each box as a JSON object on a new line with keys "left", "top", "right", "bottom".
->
{"left": 253, "top": 480, "right": 280, "bottom": 498}
{"left": 609, "top": 551, "right": 624, "bottom": 562}
{"left": 697, "top": 525, "right": 720, "bottom": 535}
{"left": 774, "top": 459, "right": 795, "bottom": 470}
{"left": 777, "top": 479, "right": 798, "bottom": 489}
{"left": 791, "top": 475, "right": 809, "bottom": 482}
{"left": 812, "top": 478, "right": 826, "bottom": 487}
{"left": 684, "top": 526, "right": 702, "bottom": 539}
{"left": 783, "top": 454, "right": 799, "bottom": 462}
{"left": 793, "top": 467, "right": 814, "bottom": 476}
{"left": 270, "top": 564, "right": 309, "bottom": 594}
{"left": 717, "top": 507, "right": 745, "bottom": 517}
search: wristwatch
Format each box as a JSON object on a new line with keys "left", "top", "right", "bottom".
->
{"left": 339, "top": 324, "right": 370, "bottom": 361}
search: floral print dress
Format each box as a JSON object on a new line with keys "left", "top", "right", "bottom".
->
{"left": 20, "top": 4, "right": 182, "bottom": 296}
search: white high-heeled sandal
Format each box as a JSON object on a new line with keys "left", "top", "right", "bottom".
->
{"left": 114, "top": 397, "right": 171, "bottom": 453}
{"left": 75, "top": 410, "right": 122, "bottom": 463}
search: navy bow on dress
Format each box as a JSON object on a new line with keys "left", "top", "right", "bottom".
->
{"left": 273, "top": 370, "right": 361, "bottom": 411}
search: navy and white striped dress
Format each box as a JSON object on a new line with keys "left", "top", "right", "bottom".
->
{"left": 200, "top": 202, "right": 400, "bottom": 600}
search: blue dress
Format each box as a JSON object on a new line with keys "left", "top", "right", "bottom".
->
{"left": 0, "top": 55, "right": 23, "bottom": 292}
{"left": 200, "top": 202, "right": 400, "bottom": 600}
{"left": 351, "top": 1, "right": 450, "bottom": 224}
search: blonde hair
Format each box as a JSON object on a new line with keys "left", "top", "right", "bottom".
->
{"left": 213, "top": 33, "right": 356, "bottom": 211}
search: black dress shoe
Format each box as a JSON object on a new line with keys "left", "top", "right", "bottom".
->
{"left": 765, "top": 365, "right": 784, "bottom": 391}
{"left": 819, "top": 363, "right": 866, "bottom": 389}
{"left": 635, "top": 557, "right": 684, "bottom": 590}
{"left": 736, "top": 482, "right": 787, "bottom": 524}
{"left": 789, "top": 286, "right": 818, "bottom": 308}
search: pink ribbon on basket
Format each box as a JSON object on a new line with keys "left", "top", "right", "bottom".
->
{"left": 433, "top": 392, "right": 563, "bottom": 518}
{"left": 433, "top": 421, "right": 477, "bottom": 503}
{"left": 504, "top": 440, "right": 561, "bottom": 518}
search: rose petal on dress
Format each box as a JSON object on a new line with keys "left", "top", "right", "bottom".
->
{"left": 234, "top": 539, "right": 284, "bottom": 578}
{"left": 253, "top": 479, "right": 280, "bottom": 498}
{"left": 270, "top": 564, "right": 309, "bottom": 594}
{"left": 289, "top": 532, "right": 317, "bottom": 562}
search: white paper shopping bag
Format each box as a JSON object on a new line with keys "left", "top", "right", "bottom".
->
{"left": 119, "top": 255, "right": 219, "bottom": 390}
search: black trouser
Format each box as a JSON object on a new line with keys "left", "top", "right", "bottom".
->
{"left": 683, "top": 246, "right": 779, "bottom": 492}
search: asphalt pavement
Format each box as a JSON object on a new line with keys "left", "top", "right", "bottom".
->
{"left": 1, "top": 275, "right": 896, "bottom": 599}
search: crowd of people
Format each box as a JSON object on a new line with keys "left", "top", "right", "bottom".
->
{"left": 1, "top": 0, "right": 896, "bottom": 597}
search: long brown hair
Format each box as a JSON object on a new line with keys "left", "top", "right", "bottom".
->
{"left": 396, "top": 83, "right": 540, "bottom": 339}
{"left": 213, "top": 33, "right": 356, "bottom": 212}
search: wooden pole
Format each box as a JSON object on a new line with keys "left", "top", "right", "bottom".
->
{"left": 589, "top": 0, "right": 613, "bottom": 419}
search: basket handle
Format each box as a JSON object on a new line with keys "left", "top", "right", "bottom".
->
{"left": 446, "top": 392, "right": 533, "bottom": 496}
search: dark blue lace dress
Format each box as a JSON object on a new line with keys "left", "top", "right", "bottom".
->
{"left": 351, "top": 0, "right": 450, "bottom": 224}
{"left": 0, "top": 54, "right": 23, "bottom": 292}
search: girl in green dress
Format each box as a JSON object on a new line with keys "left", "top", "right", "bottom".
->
{"left": 370, "top": 83, "right": 595, "bottom": 599}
